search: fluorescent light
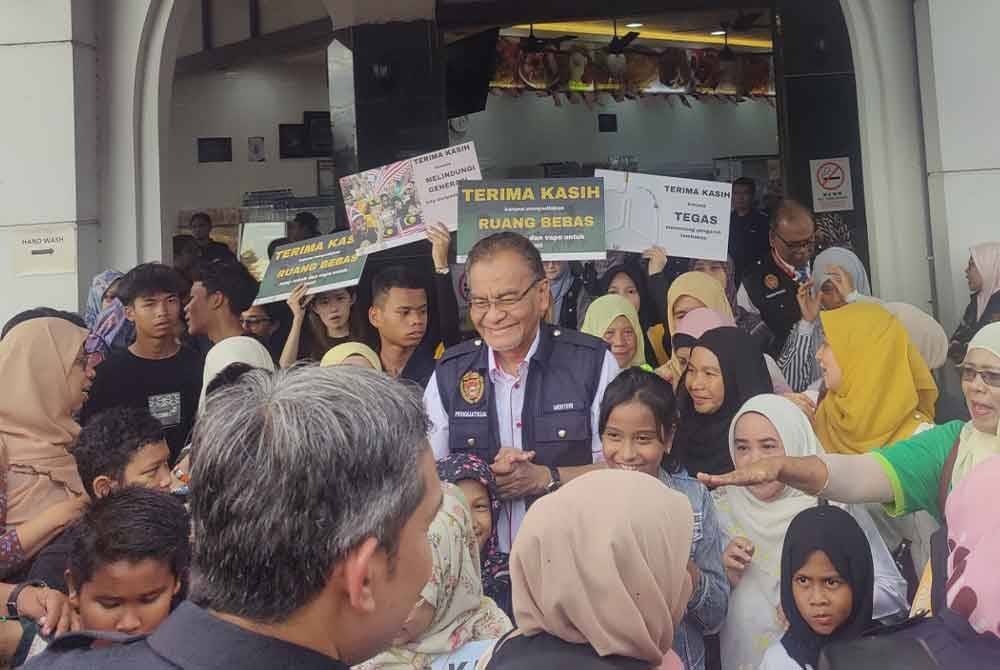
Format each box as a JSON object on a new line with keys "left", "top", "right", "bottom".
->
{"left": 625, "top": 22, "right": 644, "bottom": 28}
{"left": 711, "top": 30, "right": 727, "bottom": 36}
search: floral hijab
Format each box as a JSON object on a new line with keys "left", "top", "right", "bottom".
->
{"left": 84, "top": 270, "right": 134, "bottom": 351}
{"left": 436, "top": 454, "right": 509, "bottom": 605}
{"left": 358, "top": 484, "right": 511, "bottom": 669}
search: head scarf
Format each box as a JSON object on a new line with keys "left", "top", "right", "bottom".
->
{"left": 815, "top": 303, "right": 938, "bottom": 455}
{"left": 580, "top": 295, "right": 646, "bottom": 368}
{"left": 666, "top": 271, "right": 735, "bottom": 341}
{"left": 200, "top": 336, "right": 275, "bottom": 409}
{"left": 780, "top": 506, "right": 875, "bottom": 669}
{"left": 688, "top": 257, "right": 767, "bottom": 340}
{"left": 716, "top": 394, "right": 824, "bottom": 670}
{"left": 360, "top": 484, "right": 511, "bottom": 670}
{"left": 971, "top": 242, "right": 1000, "bottom": 321}
{"left": 943, "top": 455, "right": 1000, "bottom": 638}
{"left": 597, "top": 263, "right": 659, "bottom": 364}
{"left": 812, "top": 247, "right": 872, "bottom": 298}
{"left": 0, "top": 318, "right": 87, "bottom": 528}
{"left": 951, "top": 322, "right": 1000, "bottom": 486}
{"left": 436, "top": 454, "right": 509, "bottom": 609}
{"left": 671, "top": 307, "right": 736, "bottom": 351}
{"left": 882, "top": 302, "right": 949, "bottom": 371}
{"left": 511, "top": 470, "right": 693, "bottom": 666}
{"left": 674, "top": 327, "right": 773, "bottom": 476}
{"left": 84, "top": 270, "right": 134, "bottom": 351}
{"left": 320, "top": 342, "right": 382, "bottom": 370}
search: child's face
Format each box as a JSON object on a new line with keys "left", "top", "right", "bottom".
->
{"left": 122, "top": 441, "right": 173, "bottom": 493}
{"left": 601, "top": 400, "right": 668, "bottom": 479}
{"left": 69, "top": 559, "right": 180, "bottom": 636}
{"left": 455, "top": 479, "right": 492, "bottom": 552}
{"left": 792, "top": 550, "right": 853, "bottom": 636}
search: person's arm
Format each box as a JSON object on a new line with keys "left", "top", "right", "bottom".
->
{"left": 423, "top": 372, "right": 450, "bottom": 460}
{"left": 684, "top": 488, "right": 730, "bottom": 635}
{"left": 10, "top": 499, "right": 85, "bottom": 562}
{"left": 777, "top": 284, "right": 822, "bottom": 392}
{"left": 279, "top": 284, "right": 313, "bottom": 369}
{"left": 427, "top": 224, "right": 461, "bottom": 348}
{"left": 698, "top": 452, "right": 894, "bottom": 506}
{"left": 643, "top": 247, "right": 669, "bottom": 333}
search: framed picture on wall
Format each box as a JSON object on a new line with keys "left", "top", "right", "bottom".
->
{"left": 248, "top": 136, "right": 266, "bottom": 162}
{"left": 317, "top": 159, "right": 336, "bottom": 196}
{"left": 303, "top": 111, "right": 333, "bottom": 156}
{"left": 197, "top": 137, "right": 233, "bottom": 163}
{"left": 279, "top": 124, "right": 307, "bottom": 159}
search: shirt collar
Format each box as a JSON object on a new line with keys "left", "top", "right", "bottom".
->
{"left": 488, "top": 328, "right": 541, "bottom": 382}
{"left": 147, "top": 602, "right": 347, "bottom": 670}
{"left": 771, "top": 247, "right": 809, "bottom": 278}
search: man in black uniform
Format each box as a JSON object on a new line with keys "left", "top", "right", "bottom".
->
{"left": 728, "top": 177, "right": 772, "bottom": 281}
{"left": 28, "top": 366, "right": 443, "bottom": 669}
{"left": 737, "top": 200, "right": 817, "bottom": 356}
{"left": 424, "top": 232, "right": 619, "bottom": 552}
{"left": 188, "top": 213, "right": 235, "bottom": 263}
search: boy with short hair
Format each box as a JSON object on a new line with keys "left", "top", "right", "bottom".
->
{"left": 66, "top": 487, "right": 189, "bottom": 637}
{"left": 82, "top": 263, "right": 204, "bottom": 461}
{"left": 28, "top": 407, "right": 173, "bottom": 591}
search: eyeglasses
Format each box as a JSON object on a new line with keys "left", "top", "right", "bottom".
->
{"left": 959, "top": 365, "right": 1000, "bottom": 388}
{"left": 240, "top": 317, "right": 272, "bottom": 327}
{"left": 468, "top": 278, "right": 543, "bottom": 315}
{"left": 773, "top": 230, "right": 816, "bottom": 251}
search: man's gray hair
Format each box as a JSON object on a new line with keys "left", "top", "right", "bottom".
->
{"left": 188, "top": 365, "right": 430, "bottom": 622}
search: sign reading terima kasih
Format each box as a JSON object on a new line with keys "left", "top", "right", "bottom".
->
{"left": 456, "top": 178, "right": 606, "bottom": 263}
{"left": 253, "top": 231, "right": 366, "bottom": 306}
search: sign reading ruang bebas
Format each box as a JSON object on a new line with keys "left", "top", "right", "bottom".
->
{"left": 456, "top": 178, "right": 607, "bottom": 263}
{"left": 253, "top": 230, "right": 366, "bottom": 305}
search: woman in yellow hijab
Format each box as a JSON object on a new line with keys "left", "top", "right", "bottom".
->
{"left": 580, "top": 295, "right": 646, "bottom": 369}
{"left": 814, "top": 302, "right": 938, "bottom": 455}
{"left": 653, "top": 272, "right": 736, "bottom": 383}
{"left": 320, "top": 342, "right": 383, "bottom": 371}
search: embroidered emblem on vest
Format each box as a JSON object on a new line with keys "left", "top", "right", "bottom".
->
{"left": 764, "top": 273, "right": 780, "bottom": 290}
{"left": 460, "top": 371, "right": 485, "bottom": 404}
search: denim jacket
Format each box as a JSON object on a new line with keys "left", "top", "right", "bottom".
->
{"left": 660, "top": 468, "right": 730, "bottom": 670}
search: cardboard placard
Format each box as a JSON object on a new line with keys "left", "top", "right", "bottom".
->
{"left": 253, "top": 231, "right": 365, "bottom": 305}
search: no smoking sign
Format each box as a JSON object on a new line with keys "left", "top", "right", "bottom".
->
{"left": 809, "top": 157, "right": 854, "bottom": 213}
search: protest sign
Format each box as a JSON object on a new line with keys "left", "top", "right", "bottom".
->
{"left": 253, "top": 230, "right": 365, "bottom": 306}
{"left": 341, "top": 142, "right": 481, "bottom": 256}
{"left": 598, "top": 170, "right": 732, "bottom": 261}
{"left": 456, "top": 178, "right": 607, "bottom": 262}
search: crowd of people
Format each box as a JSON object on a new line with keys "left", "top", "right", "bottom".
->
{"left": 0, "top": 193, "right": 997, "bottom": 670}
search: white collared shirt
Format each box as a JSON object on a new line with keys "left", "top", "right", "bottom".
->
{"left": 424, "top": 330, "right": 619, "bottom": 552}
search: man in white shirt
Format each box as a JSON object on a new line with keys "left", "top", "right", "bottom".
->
{"left": 424, "top": 233, "right": 619, "bottom": 551}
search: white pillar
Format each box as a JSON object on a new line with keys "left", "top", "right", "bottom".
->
{"left": 915, "top": 0, "right": 1000, "bottom": 331}
{"left": 0, "top": 0, "right": 100, "bottom": 324}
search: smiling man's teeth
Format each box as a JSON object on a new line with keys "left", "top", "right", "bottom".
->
{"left": 617, "top": 464, "right": 641, "bottom": 471}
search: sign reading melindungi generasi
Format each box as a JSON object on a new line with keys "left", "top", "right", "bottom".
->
{"left": 456, "top": 178, "right": 607, "bottom": 263}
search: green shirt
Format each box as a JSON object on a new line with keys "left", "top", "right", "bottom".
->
{"left": 871, "top": 420, "right": 964, "bottom": 523}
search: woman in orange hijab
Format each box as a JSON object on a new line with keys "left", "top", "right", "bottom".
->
{"left": 0, "top": 318, "right": 93, "bottom": 575}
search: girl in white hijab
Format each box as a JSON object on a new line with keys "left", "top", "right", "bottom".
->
{"left": 714, "top": 395, "right": 908, "bottom": 670}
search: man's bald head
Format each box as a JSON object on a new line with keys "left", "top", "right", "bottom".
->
{"left": 770, "top": 200, "right": 816, "bottom": 268}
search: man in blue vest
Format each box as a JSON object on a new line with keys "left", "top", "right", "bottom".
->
{"left": 424, "top": 232, "right": 619, "bottom": 552}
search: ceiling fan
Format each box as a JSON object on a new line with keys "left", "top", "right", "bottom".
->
{"left": 606, "top": 18, "right": 640, "bottom": 55}
{"left": 519, "top": 24, "right": 577, "bottom": 53}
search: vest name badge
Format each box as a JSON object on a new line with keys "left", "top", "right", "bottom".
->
{"left": 460, "top": 371, "right": 485, "bottom": 405}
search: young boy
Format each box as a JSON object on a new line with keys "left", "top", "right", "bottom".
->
{"left": 28, "top": 406, "right": 173, "bottom": 591}
{"left": 82, "top": 263, "right": 204, "bottom": 461}
{"left": 66, "top": 487, "right": 189, "bottom": 637}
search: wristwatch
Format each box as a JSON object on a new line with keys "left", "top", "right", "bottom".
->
{"left": 544, "top": 466, "right": 561, "bottom": 494}
{"left": 434, "top": 266, "right": 451, "bottom": 275}
{"left": 7, "top": 581, "right": 46, "bottom": 620}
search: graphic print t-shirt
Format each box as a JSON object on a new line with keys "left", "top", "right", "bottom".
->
{"left": 82, "top": 345, "right": 205, "bottom": 461}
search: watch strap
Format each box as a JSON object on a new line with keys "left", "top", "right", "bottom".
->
{"left": 7, "top": 581, "right": 45, "bottom": 620}
{"left": 545, "top": 465, "right": 561, "bottom": 493}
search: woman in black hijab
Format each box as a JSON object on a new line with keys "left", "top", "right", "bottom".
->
{"left": 760, "top": 505, "right": 875, "bottom": 670}
{"left": 674, "top": 327, "right": 773, "bottom": 477}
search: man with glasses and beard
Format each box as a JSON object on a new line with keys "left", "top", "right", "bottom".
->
{"left": 737, "top": 200, "right": 818, "bottom": 356}
{"left": 423, "top": 233, "right": 619, "bottom": 553}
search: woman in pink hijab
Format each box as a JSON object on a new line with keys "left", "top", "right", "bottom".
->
{"left": 480, "top": 470, "right": 693, "bottom": 670}
{"left": 949, "top": 242, "right": 1000, "bottom": 364}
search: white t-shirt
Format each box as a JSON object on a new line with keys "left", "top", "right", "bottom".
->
{"left": 759, "top": 641, "right": 813, "bottom": 670}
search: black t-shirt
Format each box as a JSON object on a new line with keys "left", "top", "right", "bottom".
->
{"left": 82, "top": 346, "right": 204, "bottom": 462}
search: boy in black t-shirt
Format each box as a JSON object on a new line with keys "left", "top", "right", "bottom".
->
{"left": 82, "top": 264, "right": 204, "bottom": 461}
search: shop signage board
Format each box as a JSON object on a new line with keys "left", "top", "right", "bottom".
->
{"left": 341, "top": 142, "right": 481, "bottom": 256}
{"left": 809, "top": 157, "right": 854, "bottom": 213}
{"left": 456, "top": 178, "right": 607, "bottom": 263}
{"left": 13, "top": 223, "right": 77, "bottom": 276}
{"left": 598, "top": 170, "right": 732, "bottom": 261}
{"left": 253, "top": 230, "right": 366, "bottom": 305}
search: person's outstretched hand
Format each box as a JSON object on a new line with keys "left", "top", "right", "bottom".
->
{"left": 642, "top": 246, "right": 669, "bottom": 276}
{"left": 697, "top": 456, "right": 784, "bottom": 490}
{"left": 427, "top": 223, "right": 451, "bottom": 271}
{"left": 797, "top": 281, "right": 820, "bottom": 322}
{"left": 723, "top": 537, "right": 755, "bottom": 587}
